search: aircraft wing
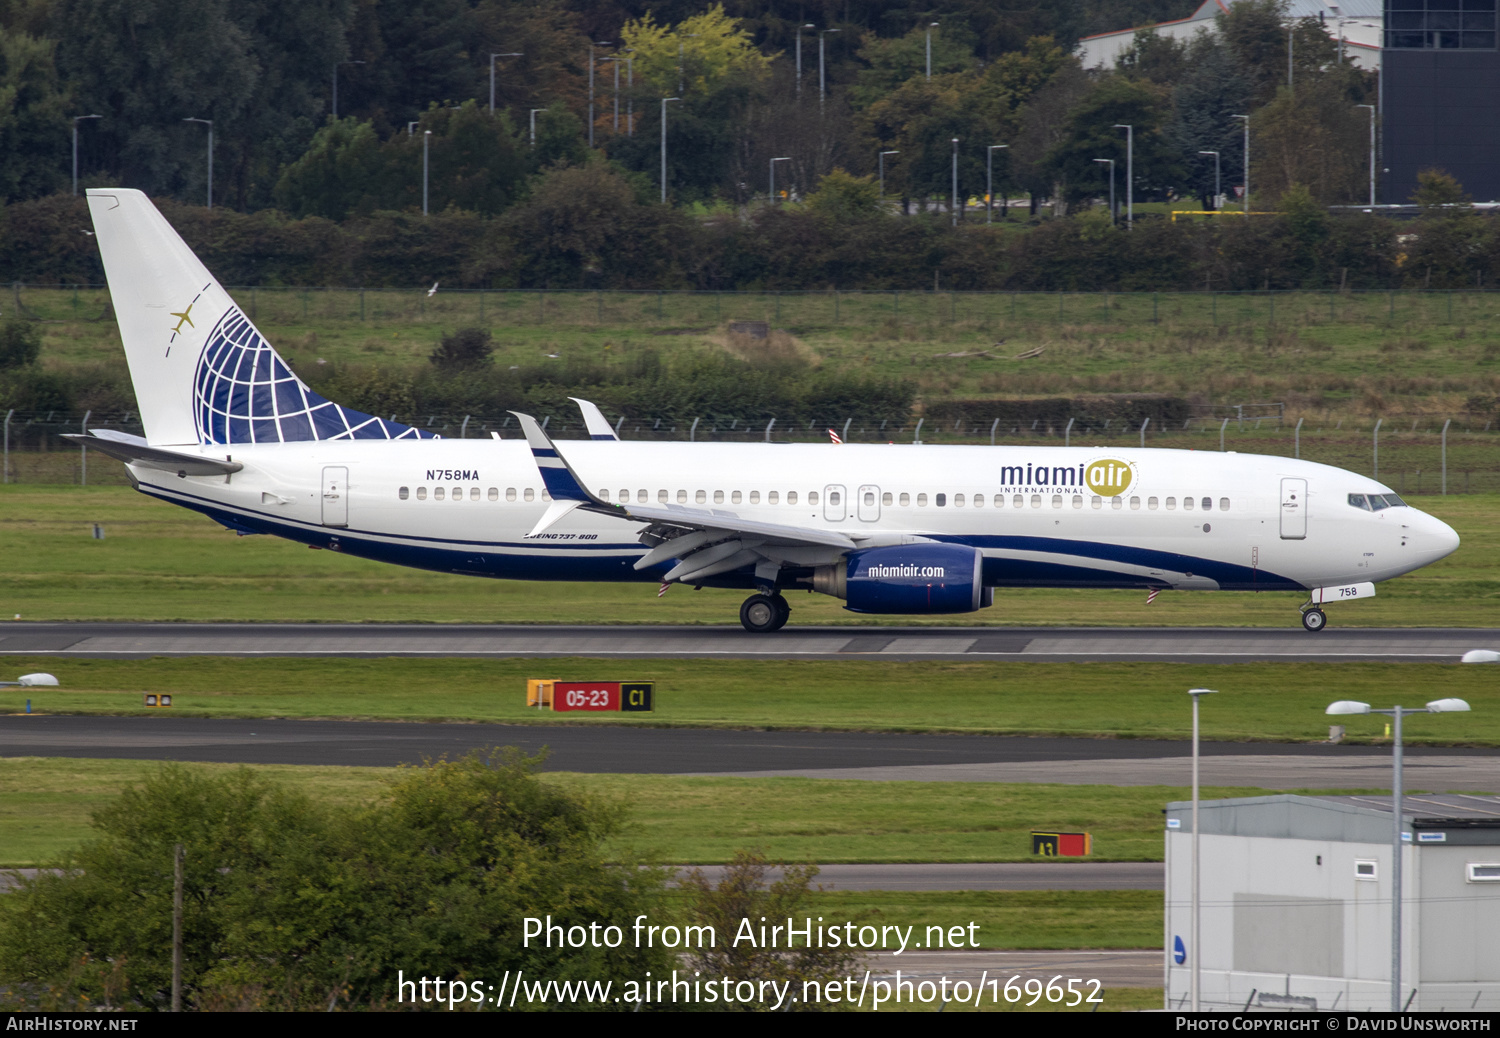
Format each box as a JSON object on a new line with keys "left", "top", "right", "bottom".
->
{"left": 510, "top": 411, "right": 856, "bottom": 585}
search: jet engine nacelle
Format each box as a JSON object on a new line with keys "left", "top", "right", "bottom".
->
{"left": 813, "top": 544, "right": 990, "bottom": 614}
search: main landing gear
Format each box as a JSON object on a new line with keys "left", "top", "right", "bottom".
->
{"left": 740, "top": 593, "right": 790, "bottom": 633}
{"left": 1300, "top": 607, "right": 1328, "bottom": 633}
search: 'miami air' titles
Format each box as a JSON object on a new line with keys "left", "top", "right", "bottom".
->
{"left": 993, "top": 458, "right": 1136, "bottom": 496}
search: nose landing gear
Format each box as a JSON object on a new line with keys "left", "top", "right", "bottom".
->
{"left": 740, "top": 593, "right": 790, "bottom": 633}
{"left": 1300, "top": 607, "right": 1327, "bottom": 633}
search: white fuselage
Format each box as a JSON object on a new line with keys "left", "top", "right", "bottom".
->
{"left": 127, "top": 439, "right": 1460, "bottom": 598}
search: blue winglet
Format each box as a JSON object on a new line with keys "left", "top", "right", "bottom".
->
{"left": 510, "top": 411, "right": 606, "bottom": 505}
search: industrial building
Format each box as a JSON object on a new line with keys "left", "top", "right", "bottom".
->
{"left": 1163, "top": 793, "right": 1500, "bottom": 1011}
{"left": 1077, "top": 0, "right": 1382, "bottom": 72}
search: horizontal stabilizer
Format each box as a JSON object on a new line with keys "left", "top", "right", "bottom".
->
{"left": 62, "top": 434, "right": 243, "bottom": 476}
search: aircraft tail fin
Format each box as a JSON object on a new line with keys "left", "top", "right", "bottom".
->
{"left": 87, "top": 188, "right": 432, "bottom": 446}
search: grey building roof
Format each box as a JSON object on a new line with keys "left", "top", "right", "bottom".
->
{"left": 1165, "top": 794, "right": 1500, "bottom": 844}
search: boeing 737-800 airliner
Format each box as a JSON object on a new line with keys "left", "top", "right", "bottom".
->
{"left": 69, "top": 189, "right": 1460, "bottom": 632}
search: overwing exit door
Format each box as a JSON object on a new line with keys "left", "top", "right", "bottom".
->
{"left": 857, "top": 485, "right": 881, "bottom": 521}
{"left": 322, "top": 466, "right": 348, "bottom": 527}
{"left": 1279, "top": 477, "right": 1306, "bottom": 540}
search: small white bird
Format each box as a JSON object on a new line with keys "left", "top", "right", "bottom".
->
{"left": 427, "top": 281, "right": 439, "bottom": 297}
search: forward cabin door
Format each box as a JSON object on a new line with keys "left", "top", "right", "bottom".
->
{"left": 322, "top": 466, "right": 348, "bottom": 527}
{"left": 1279, "top": 477, "right": 1307, "bottom": 540}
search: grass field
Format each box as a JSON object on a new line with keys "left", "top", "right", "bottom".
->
{"left": 0, "top": 756, "right": 1256, "bottom": 868}
{"left": 17, "top": 284, "right": 1500, "bottom": 419}
{"left": 2, "top": 485, "right": 1496, "bottom": 626}
{"left": 3, "top": 655, "right": 1497, "bottom": 745}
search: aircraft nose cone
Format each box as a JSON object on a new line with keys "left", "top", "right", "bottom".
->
{"left": 1416, "top": 512, "right": 1460, "bottom": 560}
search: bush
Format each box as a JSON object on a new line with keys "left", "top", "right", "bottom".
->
{"left": 0, "top": 320, "right": 42, "bottom": 369}
{"left": 0, "top": 750, "right": 671, "bottom": 1011}
{"left": 429, "top": 326, "right": 494, "bottom": 371}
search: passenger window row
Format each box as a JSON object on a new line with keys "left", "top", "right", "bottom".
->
{"left": 396, "top": 486, "right": 1231, "bottom": 512}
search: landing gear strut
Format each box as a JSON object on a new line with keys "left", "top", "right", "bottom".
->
{"left": 740, "top": 593, "right": 790, "bottom": 633}
{"left": 1300, "top": 607, "right": 1327, "bottom": 633}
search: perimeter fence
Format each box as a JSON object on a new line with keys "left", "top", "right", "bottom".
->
{"left": 14, "top": 283, "right": 1500, "bottom": 332}
{"left": 7, "top": 408, "right": 1499, "bottom": 495}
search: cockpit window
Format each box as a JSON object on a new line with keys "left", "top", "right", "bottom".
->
{"left": 1367, "top": 493, "right": 1405, "bottom": 511}
{"left": 1348, "top": 494, "right": 1370, "bottom": 510}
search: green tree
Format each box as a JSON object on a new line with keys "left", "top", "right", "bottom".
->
{"left": 1115, "top": 27, "right": 1188, "bottom": 85}
{"left": 0, "top": 751, "right": 671, "bottom": 1010}
{"left": 803, "top": 168, "right": 882, "bottom": 219}
{"left": 1167, "top": 35, "right": 1251, "bottom": 209}
{"left": 848, "top": 24, "right": 977, "bottom": 111}
{"left": 0, "top": 28, "right": 68, "bottom": 202}
{"left": 430, "top": 326, "right": 494, "bottom": 370}
{"left": 1252, "top": 73, "right": 1368, "bottom": 204}
{"left": 1042, "top": 75, "right": 1181, "bottom": 206}
{"left": 273, "top": 117, "right": 385, "bottom": 220}
{"left": 1404, "top": 170, "right": 1486, "bottom": 288}
{"left": 620, "top": 4, "right": 770, "bottom": 98}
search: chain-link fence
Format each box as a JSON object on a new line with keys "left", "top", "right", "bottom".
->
{"left": 15, "top": 282, "right": 1500, "bottom": 332}
{"left": 8, "top": 407, "right": 1499, "bottom": 494}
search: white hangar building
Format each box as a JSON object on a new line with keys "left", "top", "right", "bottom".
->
{"left": 1079, "top": 0, "right": 1383, "bottom": 73}
{"left": 1164, "top": 793, "right": 1500, "bottom": 1011}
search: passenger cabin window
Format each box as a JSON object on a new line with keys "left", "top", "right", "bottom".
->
{"left": 1031, "top": 494, "right": 1041, "bottom": 508}
{"left": 1130, "top": 496, "right": 1141, "bottom": 510}
{"left": 451, "top": 486, "right": 461, "bottom": 501}
{"left": 1183, "top": 496, "right": 1194, "bottom": 511}
{"left": 994, "top": 494, "right": 1005, "bottom": 508}
{"left": 1201, "top": 497, "right": 1212, "bottom": 511}
{"left": 638, "top": 490, "right": 648, "bottom": 503}
{"left": 1091, "top": 496, "right": 1102, "bottom": 509}
{"left": 658, "top": 490, "right": 668, "bottom": 503}
{"left": 434, "top": 487, "right": 446, "bottom": 501}
{"left": 524, "top": 488, "right": 535, "bottom": 502}
{"left": 488, "top": 487, "right": 499, "bottom": 501}
{"left": 1110, "top": 496, "right": 1122, "bottom": 510}
{"left": 695, "top": 490, "right": 706, "bottom": 504}
{"left": 749, "top": 491, "right": 760, "bottom": 504}
{"left": 768, "top": 491, "right": 778, "bottom": 504}
{"left": 399, "top": 487, "right": 409, "bottom": 500}
{"left": 917, "top": 493, "right": 928, "bottom": 507}
{"left": 1166, "top": 497, "right": 1176, "bottom": 510}
{"left": 880, "top": 492, "right": 891, "bottom": 506}
{"left": 1148, "top": 497, "right": 1159, "bottom": 510}
{"left": 714, "top": 490, "right": 724, "bottom": 504}
{"left": 899, "top": 493, "right": 910, "bottom": 506}
{"left": 677, "top": 490, "right": 688, "bottom": 504}
{"left": 972, "top": 494, "right": 981, "bottom": 508}
{"left": 506, "top": 487, "right": 516, "bottom": 501}
{"left": 470, "top": 487, "right": 480, "bottom": 501}
{"left": 935, "top": 493, "right": 946, "bottom": 507}
{"left": 808, "top": 492, "right": 818, "bottom": 505}
{"left": 953, "top": 493, "right": 964, "bottom": 507}
{"left": 416, "top": 487, "right": 427, "bottom": 500}
{"left": 788, "top": 492, "right": 798, "bottom": 505}
{"left": 1219, "top": 498, "right": 1230, "bottom": 511}
{"left": 1052, "top": 495, "right": 1063, "bottom": 508}
{"left": 732, "top": 491, "right": 742, "bottom": 504}
{"left": 1072, "top": 495, "right": 1083, "bottom": 509}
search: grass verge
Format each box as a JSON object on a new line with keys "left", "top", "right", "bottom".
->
{"left": 3, "top": 656, "right": 1497, "bottom": 746}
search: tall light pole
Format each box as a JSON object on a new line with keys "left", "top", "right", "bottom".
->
{"left": 1357, "top": 103, "right": 1376, "bottom": 206}
{"left": 1327, "top": 697, "right": 1472, "bottom": 1013}
{"left": 950, "top": 137, "right": 959, "bottom": 227}
{"left": 1199, "top": 150, "right": 1221, "bottom": 210}
{"left": 1113, "top": 123, "right": 1133, "bottom": 227}
{"left": 819, "top": 29, "right": 840, "bottom": 113}
{"left": 183, "top": 118, "right": 213, "bottom": 209}
{"left": 1188, "top": 688, "right": 1219, "bottom": 1013}
{"left": 987, "top": 144, "right": 1007, "bottom": 223}
{"left": 490, "top": 52, "right": 521, "bottom": 114}
{"left": 770, "top": 156, "right": 791, "bottom": 205}
{"left": 601, "top": 56, "right": 622, "bottom": 133}
{"left": 626, "top": 54, "right": 635, "bottom": 136}
{"left": 529, "top": 108, "right": 545, "bottom": 146}
{"left": 1288, "top": 24, "right": 1294, "bottom": 90}
{"left": 422, "top": 129, "right": 431, "bottom": 215}
{"left": 796, "top": 24, "right": 814, "bottom": 99}
{"left": 1093, "top": 158, "right": 1115, "bottom": 222}
{"left": 926, "top": 22, "right": 939, "bottom": 79}
{"left": 660, "top": 97, "right": 680, "bottom": 204}
{"left": 588, "top": 41, "right": 611, "bottom": 147}
{"left": 1232, "top": 114, "right": 1250, "bottom": 213}
{"left": 333, "top": 60, "right": 364, "bottom": 119}
{"left": 71, "top": 114, "right": 100, "bottom": 196}
{"left": 879, "top": 149, "right": 898, "bottom": 198}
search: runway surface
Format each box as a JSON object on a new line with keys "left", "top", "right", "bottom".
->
{"left": 5, "top": 716, "right": 1497, "bottom": 790}
{"left": 0, "top": 621, "right": 1494, "bottom": 663}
